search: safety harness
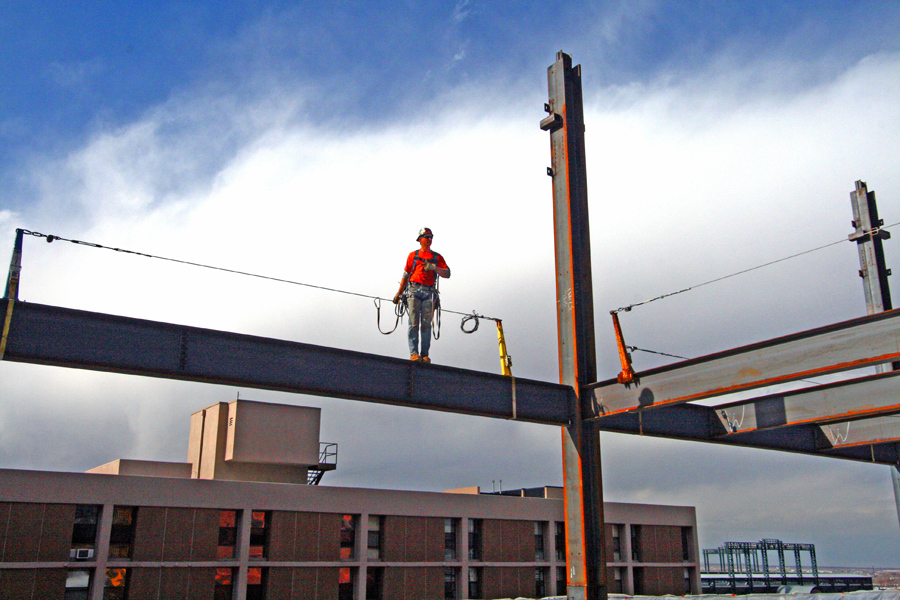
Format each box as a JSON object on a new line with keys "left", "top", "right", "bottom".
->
{"left": 376, "top": 250, "right": 442, "bottom": 337}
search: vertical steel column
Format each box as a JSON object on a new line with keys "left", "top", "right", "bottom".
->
{"left": 726, "top": 546, "right": 736, "bottom": 593}
{"left": 794, "top": 547, "right": 804, "bottom": 585}
{"left": 848, "top": 180, "right": 900, "bottom": 527}
{"left": 3, "top": 228, "right": 23, "bottom": 300}
{"left": 850, "top": 180, "right": 893, "bottom": 316}
{"left": 1, "top": 229, "right": 24, "bottom": 361}
{"left": 776, "top": 541, "right": 787, "bottom": 586}
{"left": 894, "top": 465, "right": 900, "bottom": 530}
{"left": 540, "top": 50, "right": 607, "bottom": 600}
{"left": 743, "top": 546, "right": 754, "bottom": 593}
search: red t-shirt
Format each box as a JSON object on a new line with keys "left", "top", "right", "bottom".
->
{"left": 404, "top": 249, "right": 448, "bottom": 286}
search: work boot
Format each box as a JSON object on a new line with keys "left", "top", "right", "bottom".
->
{"left": 410, "top": 353, "right": 419, "bottom": 361}
{"left": 421, "top": 356, "right": 431, "bottom": 364}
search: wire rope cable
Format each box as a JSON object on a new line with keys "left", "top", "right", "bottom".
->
{"left": 460, "top": 312, "right": 481, "bottom": 333}
{"left": 611, "top": 221, "right": 900, "bottom": 314}
{"left": 14, "top": 229, "right": 500, "bottom": 332}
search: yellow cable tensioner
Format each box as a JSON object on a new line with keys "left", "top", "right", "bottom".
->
{"left": 0, "top": 229, "right": 24, "bottom": 361}
{"left": 496, "top": 319, "right": 513, "bottom": 377}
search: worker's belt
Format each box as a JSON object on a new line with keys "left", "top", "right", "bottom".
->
{"left": 408, "top": 282, "right": 435, "bottom": 290}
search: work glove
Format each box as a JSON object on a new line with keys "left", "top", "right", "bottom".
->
{"left": 423, "top": 262, "right": 436, "bottom": 271}
{"left": 392, "top": 293, "right": 401, "bottom": 304}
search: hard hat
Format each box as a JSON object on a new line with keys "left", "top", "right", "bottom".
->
{"left": 416, "top": 227, "right": 433, "bottom": 240}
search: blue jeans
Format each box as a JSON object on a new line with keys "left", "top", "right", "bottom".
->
{"left": 406, "top": 285, "right": 435, "bottom": 357}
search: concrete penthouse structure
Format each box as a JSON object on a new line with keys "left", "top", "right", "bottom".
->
{"left": 0, "top": 399, "right": 701, "bottom": 600}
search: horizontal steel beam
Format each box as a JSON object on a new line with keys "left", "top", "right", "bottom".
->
{"left": 592, "top": 404, "right": 726, "bottom": 439}
{"left": 714, "top": 371, "right": 900, "bottom": 434}
{"left": 593, "top": 405, "right": 900, "bottom": 465}
{"left": 587, "top": 309, "right": 900, "bottom": 417}
{"left": 819, "top": 415, "right": 900, "bottom": 449}
{"left": 0, "top": 301, "right": 573, "bottom": 425}
{"left": 824, "top": 442, "right": 900, "bottom": 463}
{"left": 591, "top": 371, "right": 900, "bottom": 466}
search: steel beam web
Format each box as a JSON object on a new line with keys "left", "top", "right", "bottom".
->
{"left": 849, "top": 180, "right": 900, "bottom": 527}
{"left": 587, "top": 308, "right": 900, "bottom": 417}
{"left": 0, "top": 301, "right": 573, "bottom": 425}
{"left": 542, "top": 50, "right": 607, "bottom": 600}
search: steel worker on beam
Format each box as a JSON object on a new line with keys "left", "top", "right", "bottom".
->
{"left": 393, "top": 227, "right": 451, "bottom": 363}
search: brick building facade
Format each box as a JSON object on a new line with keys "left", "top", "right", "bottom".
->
{"left": 0, "top": 400, "right": 700, "bottom": 599}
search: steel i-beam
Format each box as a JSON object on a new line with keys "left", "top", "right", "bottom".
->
{"left": 715, "top": 371, "right": 900, "bottom": 435}
{"left": 850, "top": 180, "right": 893, "bottom": 316}
{"left": 542, "top": 50, "right": 607, "bottom": 600}
{"left": 0, "top": 301, "right": 573, "bottom": 425}
{"left": 849, "top": 180, "right": 900, "bottom": 524}
{"left": 0, "top": 228, "right": 23, "bottom": 360}
{"left": 587, "top": 308, "right": 900, "bottom": 417}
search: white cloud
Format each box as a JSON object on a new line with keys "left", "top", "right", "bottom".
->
{"left": 3, "top": 48, "right": 900, "bottom": 566}
{"left": 451, "top": 0, "right": 472, "bottom": 24}
{"left": 0, "top": 210, "right": 13, "bottom": 230}
{"left": 591, "top": 0, "right": 661, "bottom": 47}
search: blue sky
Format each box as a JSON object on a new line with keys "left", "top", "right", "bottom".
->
{"left": 2, "top": 1, "right": 900, "bottom": 567}
{"left": 4, "top": 1, "right": 899, "bottom": 187}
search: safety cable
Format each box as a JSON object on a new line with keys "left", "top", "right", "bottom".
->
{"left": 627, "top": 345, "right": 688, "bottom": 360}
{"left": 461, "top": 312, "right": 481, "bottom": 333}
{"left": 15, "top": 229, "right": 502, "bottom": 331}
{"left": 627, "top": 345, "right": 824, "bottom": 386}
{"left": 611, "top": 221, "right": 900, "bottom": 314}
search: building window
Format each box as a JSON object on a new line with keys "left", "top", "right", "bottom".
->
{"left": 108, "top": 506, "right": 137, "bottom": 560}
{"left": 218, "top": 510, "right": 238, "bottom": 559}
{"left": 633, "top": 566, "right": 645, "bottom": 595}
{"left": 468, "top": 567, "right": 482, "bottom": 599}
{"left": 444, "top": 518, "right": 458, "bottom": 561}
{"left": 367, "top": 515, "right": 383, "bottom": 560}
{"left": 610, "top": 567, "right": 623, "bottom": 593}
{"left": 556, "top": 566, "right": 567, "bottom": 596}
{"left": 684, "top": 567, "right": 693, "bottom": 594}
{"left": 555, "top": 522, "right": 565, "bottom": 561}
{"left": 215, "top": 567, "right": 234, "bottom": 600}
{"left": 535, "top": 567, "right": 547, "bottom": 598}
{"left": 535, "top": 521, "right": 546, "bottom": 561}
{"left": 247, "top": 567, "right": 266, "bottom": 600}
{"left": 340, "top": 515, "right": 357, "bottom": 560}
{"left": 339, "top": 567, "right": 354, "bottom": 600}
{"left": 71, "top": 505, "right": 100, "bottom": 560}
{"left": 103, "top": 568, "right": 129, "bottom": 600}
{"left": 249, "top": 511, "right": 269, "bottom": 559}
{"left": 65, "top": 569, "right": 91, "bottom": 600}
{"left": 467, "top": 519, "right": 482, "bottom": 561}
{"left": 681, "top": 527, "right": 693, "bottom": 561}
{"left": 366, "top": 566, "right": 384, "bottom": 600}
{"left": 630, "top": 525, "right": 642, "bottom": 562}
{"left": 444, "top": 567, "right": 458, "bottom": 600}
{"left": 612, "top": 525, "right": 622, "bottom": 561}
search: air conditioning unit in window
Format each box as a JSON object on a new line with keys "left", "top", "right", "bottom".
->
{"left": 70, "top": 548, "right": 94, "bottom": 560}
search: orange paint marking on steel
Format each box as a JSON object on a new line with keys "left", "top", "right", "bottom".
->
{"left": 611, "top": 312, "right": 636, "bottom": 386}
{"left": 560, "top": 426, "right": 588, "bottom": 589}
